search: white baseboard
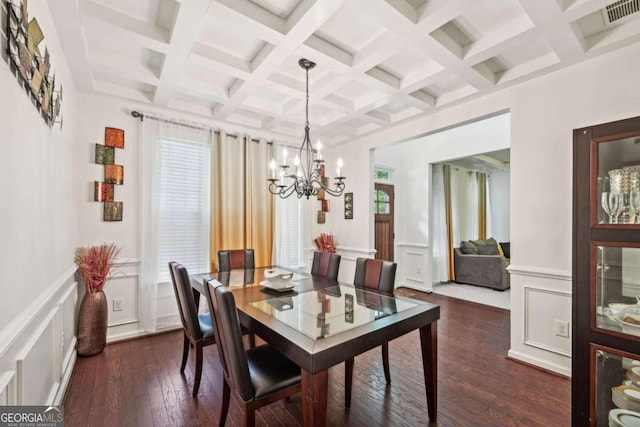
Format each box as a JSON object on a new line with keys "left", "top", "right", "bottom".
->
{"left": 507, "top": 349, "right": 571, "bottom": 377}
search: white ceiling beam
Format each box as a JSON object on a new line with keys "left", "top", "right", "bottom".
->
{"left": 93, "top": 81, "right": 153, "bottom": 103}
{"left": 213, "top": 0, "right": 349, "bottom": 119}
{"left": 463, "top": 16, "right": 537, "bottom": 65}
{"left": 153, "top": 0, "right": 213, "bottom": 105}
{"left": 89, "top": 53, "right": 160, "bottom": 86}
{"left": 189, "top": 42, "right": 252, "bottom": 80}
{"left": 209, "top": 0, "right": 286, "bottom": 44}
{"left": 79, "top": 0, "right": 170, "bottom": 52}
{"left": 47, "top": 0, "right": 94, "bottom": 92}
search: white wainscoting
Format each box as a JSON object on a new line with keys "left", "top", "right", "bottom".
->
{"left": 395, "top": 242, "right": 429, "bottom": 291}
{"left": 335, "top": 246, "right": 376, "bottom": 283}
{"left": 0, "top": 372, "right": 17, "bottom": 405}
{"left": 507, "top": 265, "right": 572, "bottom": 377}
{"left": 0, "top": 266, "right": 78, "bottom": 406}
{"left": 105, "top": 258, "right": 180, "bottom": 342}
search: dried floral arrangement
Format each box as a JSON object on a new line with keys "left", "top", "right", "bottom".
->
{"left": 314, "top": 233, "right": 337, "bottom": 253}
{"left": 74, "top": 243, "right": 120, "bottom": 293}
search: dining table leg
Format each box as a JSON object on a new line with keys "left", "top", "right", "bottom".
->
{"left": 301, "top": 369, "right": 328, "bottom": 427}
{"left": 420, "top": 321, "right": 438, "bottom": 421}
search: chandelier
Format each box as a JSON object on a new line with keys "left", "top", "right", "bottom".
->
{"left": 268, "top": 58, "right": 345, "bottom": 199}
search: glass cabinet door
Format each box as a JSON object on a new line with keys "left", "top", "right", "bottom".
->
{"left": 594, "top": 347, "right": 640, "bottom": 426}
{"left": 597, "top": 137, "right": 640, "bottom": 225}
{"left": 596, "top": 246, "right": 640, "bottom": 336}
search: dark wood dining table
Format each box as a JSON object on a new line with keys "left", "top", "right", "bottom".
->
{"left": 191, "top": 266, "right": 440, "bottom": 427}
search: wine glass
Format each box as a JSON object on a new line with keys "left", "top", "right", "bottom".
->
{"left": 631, "top": 191, "right": 640, "bottom": 224}
{"left": 602, "top": 192, "right": 618, "bottom": 223}
{"left": 612, "top": 193, "right": 625, "bottom": 224}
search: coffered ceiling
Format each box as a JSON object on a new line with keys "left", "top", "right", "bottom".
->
{"left": 50, "top": 0, "right": 640, "bottom": 145}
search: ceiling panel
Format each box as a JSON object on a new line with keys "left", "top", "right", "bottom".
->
{"left": 51, "top": 0, "right": 640, "bottom": 145}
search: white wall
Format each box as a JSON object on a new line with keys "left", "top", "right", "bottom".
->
{"left": 373, "top": 114, "right": 510, "bottom": 290}
{"left": 0, "top": 1, "right": 80, "bottom": 404}
{"left": 326, "top": 42, "right": 640, "bottom": 376}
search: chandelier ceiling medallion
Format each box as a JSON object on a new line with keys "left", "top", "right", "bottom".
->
{"left": 268, "top": 58, "right": 345, "bottom": 199}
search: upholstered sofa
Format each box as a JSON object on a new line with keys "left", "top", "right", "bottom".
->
{"left": 453, "top": 238, "right": 510, "bottom": 291}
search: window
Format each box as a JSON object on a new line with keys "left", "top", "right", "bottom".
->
{"left": 274, "top": 196, "right": 309, "bottom": 269}
{"left": 156, "top": 137, "right": 211, "bottom": 281}
{"left": 374, "top": 168, "right": 392, "bottom": 181}
{"left": 374, "top": 189, "right": 391, "bottom": 214}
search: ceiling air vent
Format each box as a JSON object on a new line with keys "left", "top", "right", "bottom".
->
{"left": 602, "top": 0, "right": 639, "bottom": 24}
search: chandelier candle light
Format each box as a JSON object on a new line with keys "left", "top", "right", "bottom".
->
{"left": 268, "top": 58, "right": 345, "bottom": 199}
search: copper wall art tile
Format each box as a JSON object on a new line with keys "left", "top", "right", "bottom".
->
{"left": 95, "top": 144, "right": 115, "bottom": 164}
{"left": 105, "top": 127, "right": 125, "bottom": 148}
{"left": 322, "top": 200, "right": 330, "bottom": 212}
{"left": 317, "top": 211, "right": 325, "bottom": 224}
{"left": 94, "top": 182, "right": 114, "bottom": 202}
{"left": 105, "top": 164, "right": 123, "bottom": 185}
{"left": 103, "top": 201, "right": 123, "bottom": 221}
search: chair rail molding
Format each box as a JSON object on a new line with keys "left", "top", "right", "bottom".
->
{"left": 507, "top": 265, "right": 572, "bottom": 282}
{"left": 336, "top": 246, "right": 377, "bottom": 261}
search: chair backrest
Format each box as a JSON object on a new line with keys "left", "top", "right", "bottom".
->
{"left": 218, "top": 249, "right": 255, "bottom": 272}
{"left": 202, "top": 279, "right": 227, "bottom": 377}
{"left": 353, "top": 258, "right": 397, "bottom": 294}
{"left": 169, "top": 263, "right": 203, "bottom": 340}
{"left": 208, "top": 280, "right": 254, "bottom": 402}
{"left": 311, "top": 251, "right": 341, "bottom": 280}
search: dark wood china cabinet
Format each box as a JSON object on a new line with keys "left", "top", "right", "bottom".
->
{"left": 573, "top": 115, "right": 640, "bottom": 426}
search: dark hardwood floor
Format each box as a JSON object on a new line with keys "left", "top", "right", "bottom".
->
{"left": 63, "top": 291, "right": 570, "bottom": 426}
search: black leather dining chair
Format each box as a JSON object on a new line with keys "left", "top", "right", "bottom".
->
{"left": 205, "top": 279, "right": 301, "bottom": 427}
{"left": 217, "top": 249, "right": 255, "bottom": 272}
{"left": 344, "top": 257, "right": 397, "bottom": 408}
{"left": 168, "top": 262, "right": 217, "bottom": 397}
{"left": 310, "top": 251, "right": 341, "bottom": 280}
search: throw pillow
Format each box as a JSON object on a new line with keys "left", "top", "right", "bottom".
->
{"left": 471, "top": 237, "right": 500, "bottom": 255}
{"left": 500, "top": 242, "right": 511, "bottom": 258}
{"left": 497, "top": 244, "right": 504, "bottom": 256}
{"left": 478, "top": 244, "right": 499, "bottom": 255}
{"left": 460, "top": 241, "right": 479, "bottom": 254}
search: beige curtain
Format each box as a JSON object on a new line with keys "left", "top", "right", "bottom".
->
{"left": 211, "top": 132, "right": 274, "bottom": 271}
{"left": 478, "top": 172, "right": 487, "bottom": 240}
{"left": 443, "top": 165, "right": 455, "bottom": 281}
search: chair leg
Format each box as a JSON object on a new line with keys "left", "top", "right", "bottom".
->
{"left": 344, "top": 358, "right": 354, "bottom": 408}
{"left": 245, "top": 402, "right": 256, "bottom": 427}
{"left": 219, "top": 380, "right": 231, "bottom": 427}
{"left": 382, "top": 342, "right": 391, "bottom": 384}
{"left": 180, "top": 333, "right": 190, "bottom": 373}
{"left": 193, "top": 342, "right": 203, "bottom": 397}
{"left": 248, "top": 331, "right": 256, "bottom": 349}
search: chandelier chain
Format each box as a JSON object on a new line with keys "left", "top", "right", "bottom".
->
{"left": 305, "top": 67, "right": 309, "bottom": 129}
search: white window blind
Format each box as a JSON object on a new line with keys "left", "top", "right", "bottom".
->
{"left": 275, "top": 195, "right": 309, "bottom": 269}
{"left": 156, "top": 137, "right": 211, "bottom": 281}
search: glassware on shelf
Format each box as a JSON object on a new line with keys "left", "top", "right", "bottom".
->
{"left": 603, "top": 192, "right": 624, "bottom": 224}
{"left": 631, "top": 191, "right": 640, "bottom": 224}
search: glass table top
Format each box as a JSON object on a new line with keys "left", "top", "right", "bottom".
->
{"left": 250, "top": 284, "right": 418, "bottom": 340}
{"left": 217, "top": 267, "right": 308, "bottom": 288}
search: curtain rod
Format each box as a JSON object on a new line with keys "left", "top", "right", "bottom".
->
{"left": 131, "top": 111, "right": 269, "bottom": 144}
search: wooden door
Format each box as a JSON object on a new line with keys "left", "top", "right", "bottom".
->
{"left": 374, "top": 183, "right": 394, "bottom": 261}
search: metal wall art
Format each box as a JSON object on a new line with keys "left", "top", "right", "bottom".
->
{"left": 5, "top": 0, "right": 63, "bottom": 128}
{"left": 93, "top": 127, "right": 125, "bottom": 221}
{"left": 344, "top": 192, "right": 353, "bottom": 219}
